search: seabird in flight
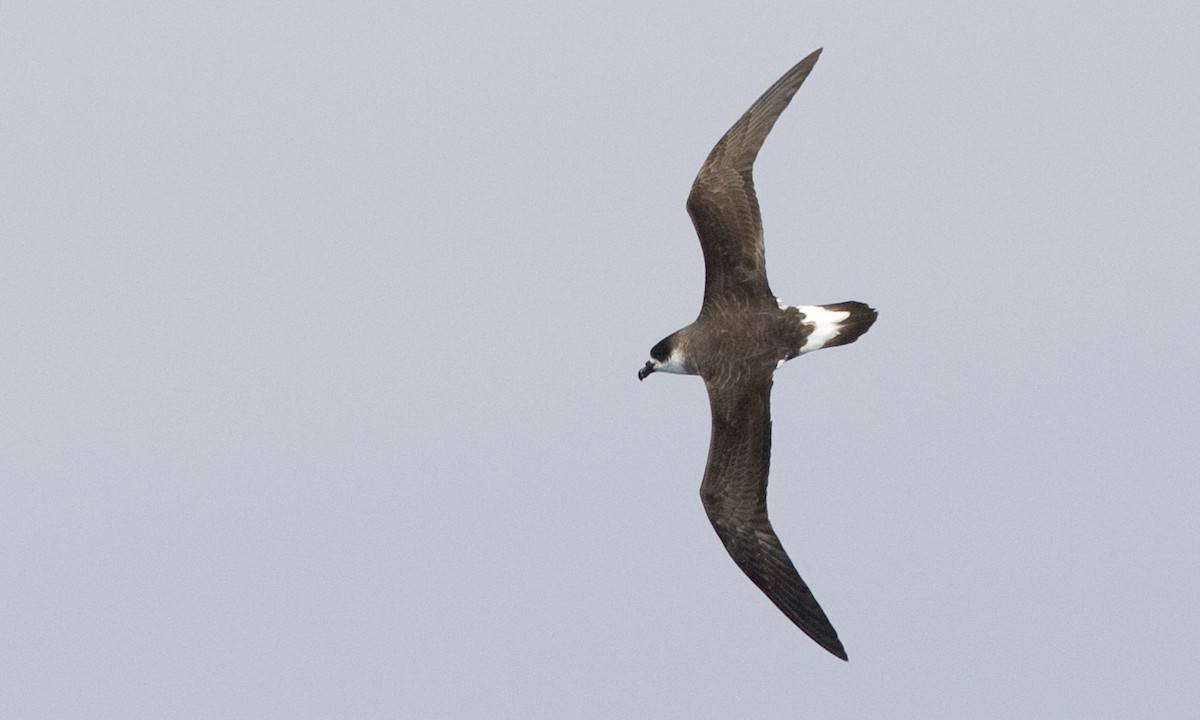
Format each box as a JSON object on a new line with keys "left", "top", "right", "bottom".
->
{"left": 638, "top": 48, "right": 876, "bottom": 661}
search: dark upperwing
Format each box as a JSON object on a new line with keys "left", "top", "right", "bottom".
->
{"left": 686, "top": 48, "right": 823, "bottom": 313}
{"left": 699, "top": 375, "right": 847, "bottom": 660}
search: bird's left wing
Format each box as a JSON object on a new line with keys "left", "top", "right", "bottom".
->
{"left": 700, "top": 374, "right": 847, "bottom": 660}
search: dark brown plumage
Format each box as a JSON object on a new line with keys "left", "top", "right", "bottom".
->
{"left": 639, "top": 48, "right": 876, "bottom": 661}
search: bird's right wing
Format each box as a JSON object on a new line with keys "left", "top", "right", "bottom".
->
{"left": 687, "top": 48, "right": 822, "bottom": 312}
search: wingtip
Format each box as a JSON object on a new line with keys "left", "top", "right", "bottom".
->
{"left": 817, "top": 633, "right": 848, "bottom": 661}
{"left": 794, "top": 47, "right": 823, "bottom": 74}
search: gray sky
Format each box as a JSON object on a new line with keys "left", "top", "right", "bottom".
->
{"left": 4, "top": 2, "right": 1199, "bottom": 717}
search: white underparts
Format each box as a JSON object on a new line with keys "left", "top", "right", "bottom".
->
{"left": 778, "top": 301, "right": 851, "bottom": 354}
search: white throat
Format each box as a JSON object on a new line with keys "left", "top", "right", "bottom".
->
{"left": 651, "top": 348, "right": 691, "bottom": 375}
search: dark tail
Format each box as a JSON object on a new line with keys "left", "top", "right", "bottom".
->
{"left": 786, "top": 301, "right": 877, "bottom": 354}
{"left": 818, "top": 301, "right": 877, "bottom": 349}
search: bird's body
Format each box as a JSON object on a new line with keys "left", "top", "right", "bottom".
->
{"left": 638, "top": 48, "right": 876, "bottom": 661}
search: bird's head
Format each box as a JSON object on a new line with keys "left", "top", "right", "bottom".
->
{"left": 638, "top": 335, "right": 690, "bottom": 381}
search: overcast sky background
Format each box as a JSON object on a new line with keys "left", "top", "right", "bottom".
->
{"left": 4, "top": 2, "right": 1199, "bottom": 718}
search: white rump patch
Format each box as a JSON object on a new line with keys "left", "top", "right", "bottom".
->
{"left": 789, "top": 303, "right": 851, "bottom": 354}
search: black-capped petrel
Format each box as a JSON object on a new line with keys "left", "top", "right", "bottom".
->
{"left": 638, "top": 48, "right": 876, "bottom": 661}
